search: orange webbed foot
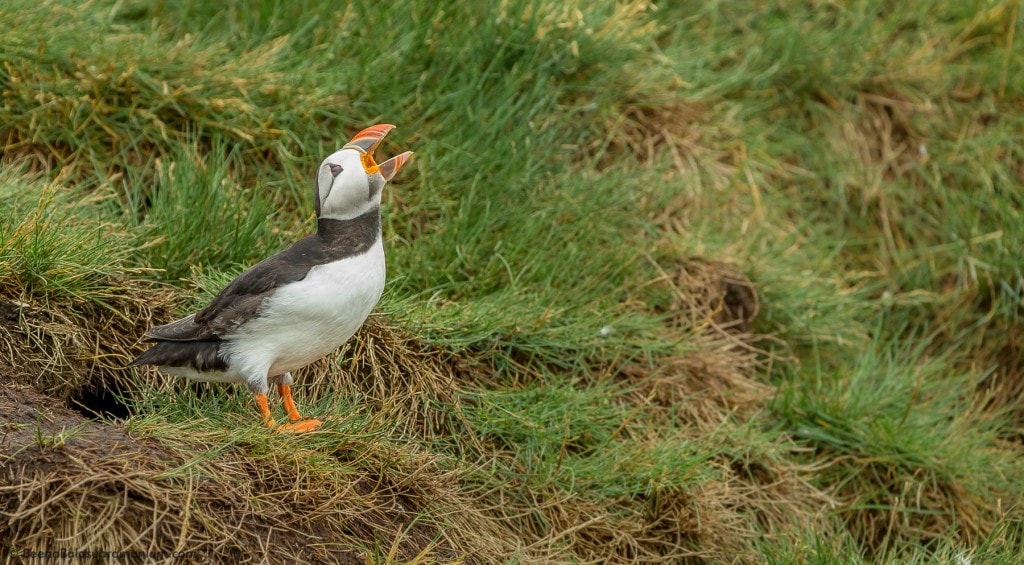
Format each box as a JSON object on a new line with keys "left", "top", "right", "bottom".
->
{"left": 276, "top": 419, "right": 323, "bottom": 433}
{"left": 272, "top": 383, "right": 321, "bottom": 432}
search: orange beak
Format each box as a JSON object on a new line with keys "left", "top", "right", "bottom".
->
{"left": 343, "top": 124, "right": 414, "bottom": 181}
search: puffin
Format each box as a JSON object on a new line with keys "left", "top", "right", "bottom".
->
{"left": 131, "top": 124, "right": 413, "bottom": 432}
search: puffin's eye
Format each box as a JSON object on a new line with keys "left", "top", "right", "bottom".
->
{"left": 329, "top": 164, "right": 343, "bottom": 177}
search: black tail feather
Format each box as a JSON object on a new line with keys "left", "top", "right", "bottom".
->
{"left": 130, "top": 340, "right": 229, "bottom": 372}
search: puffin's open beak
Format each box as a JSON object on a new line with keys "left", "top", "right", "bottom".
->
{"left": 343, "top": 124, "right": 414, "bottom": 180}
{"left": 378, "top": 150, "right": 413, "bottom": 181}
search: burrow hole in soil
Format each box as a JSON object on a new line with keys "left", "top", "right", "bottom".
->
{"left": 67, "top": 379, "right": 134, "bottom": 421}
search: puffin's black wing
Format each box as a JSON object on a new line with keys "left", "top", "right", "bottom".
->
{"left": 192, "top": 211, "right": 381, "bottom": 336}
{"left": 130, "top": 212, "right": 381, "bottom": 370}
{"left": 130, "top": 238, "right": 323, "bottom": 370}
{"left": 137, "top": 239, "right": 321, "bottom": 343}
{"left": 193, "top": 235, "right": 325, "bottom": 335}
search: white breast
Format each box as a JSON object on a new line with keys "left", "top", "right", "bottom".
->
{"left": 224, "top": 241, "right": 386, "bottom": 380}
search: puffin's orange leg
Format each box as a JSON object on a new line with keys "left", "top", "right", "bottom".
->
{"left": 277, "top": 383, "right": 302, "bottom": 422}
{"left": 275, "top": 384, "right": 322, "bottom": 433}
{"left": 254, "top": 393, "right": 276, "bottom": 428}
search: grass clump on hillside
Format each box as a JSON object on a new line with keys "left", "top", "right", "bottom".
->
{"left": 0, "top": 170, "right": 136, "bottom": 305}
{"left": 778, "top": 329, "right": 1015, "bottom": 550}
{"left": 1, "top": 0, "right": 1022, "bottom": 562}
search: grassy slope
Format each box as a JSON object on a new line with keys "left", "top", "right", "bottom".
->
{"left": 1, "top": 0, "right": 1022, "bottom": 562}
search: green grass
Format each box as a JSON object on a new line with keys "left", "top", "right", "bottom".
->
{"left": 1, "top": 0, "right": 1022, "bottom": 561}
{"left": 127, "top": 138, "right": 283, "bottom": 280}
{"left": 464, "top": 381, "right": 714, "bottom": 495}
{"left": 0, "top": 169, "right": 140, "bottom": 306}
{"left": 777, "top": 325, "right": 1014, "bottom": 549}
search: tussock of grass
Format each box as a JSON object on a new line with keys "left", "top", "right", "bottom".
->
{"left": 777, "top": 330, "right": 1015, "bottom": 551}
{"left": 0, "top": 381, "right": 506, "bottom": 562}
{"left": 0, "top": 291, "right": 169, "bottom": 401}
{"left": 0, "top": 171, "right": 171, "bottom": 399}
{"left": 0, "top": 171, "right": 138, "bottom": 305}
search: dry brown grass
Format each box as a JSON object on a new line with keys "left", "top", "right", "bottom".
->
{"left": 590, "top": 99, "right": 744, "bottom": 198}
{"left": 0, "top": 380, "right": 514, "bottom": 563}
{"left": 827, "top": 91, "right": 933, "bottom": 256}
{"left": 294, "top": 318, "right": 482, "bottom": 442}
{"left": 832, "top": 459, "right": 996, "bottom": 553}
{"left": 620, "top": 259, "right": 833, "bottom": 560}
{"left": 465, "top": 446, "right": 832, "bottom": 564}
{"left": 0, "top": 288, "right": 174, "bottom": 403}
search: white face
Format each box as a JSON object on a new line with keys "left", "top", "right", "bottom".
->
{"left": 314, "top": 148, "right": 386, "bottom": 221}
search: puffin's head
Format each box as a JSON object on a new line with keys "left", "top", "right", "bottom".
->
{"left": 315, "top": 124, "right": 413, "bottom": 220}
